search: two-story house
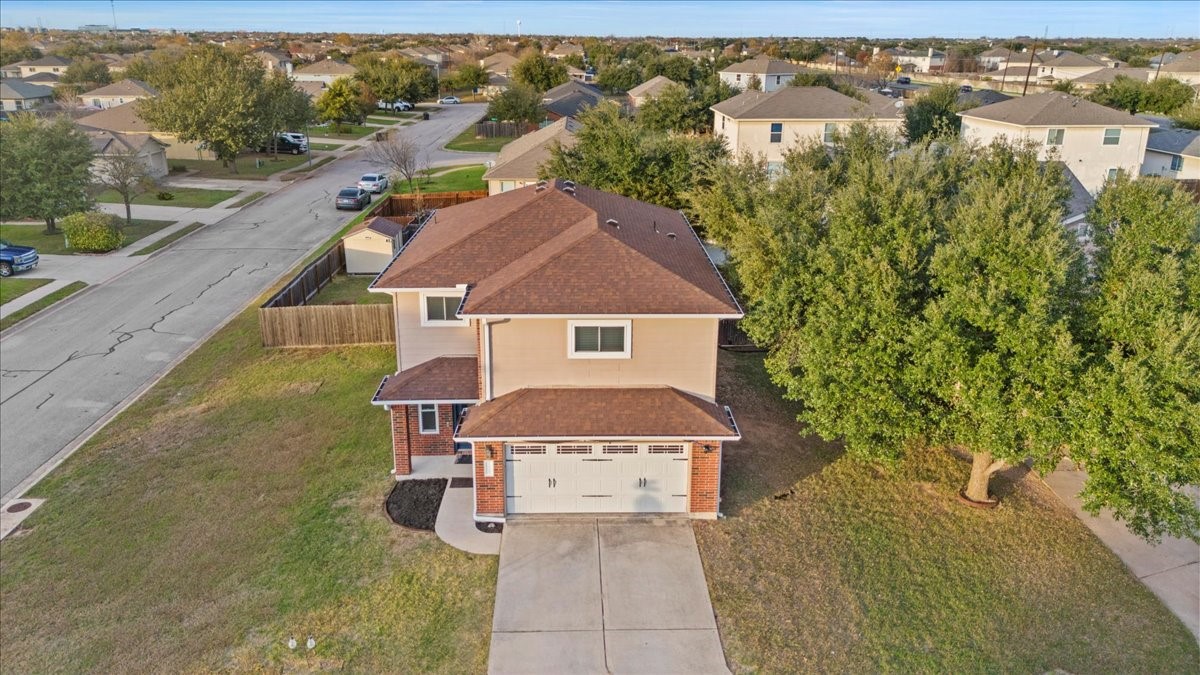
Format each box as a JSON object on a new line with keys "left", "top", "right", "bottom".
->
{"left": 79, "top": 79, "right": 158, "bottom": 109}
{"left": 369, "top": 181, "right": 742, "bottom": 522}
{"left": 1142, "top": 127, "right": 1200, "bottom": 180}
{"left": 292, "top": 59, "right": 357, "bottom": 85}
{"left": 712, "top": 86, "right": 902, "bottom": 170}
{"left": 959, "top": 91, "right": 1156, "bottom": 193}
{"left": 483, "top": 116, "right": 581, "bottom": 195}
{"left": 718, "top": 55, "right": 800, "bottom": 92}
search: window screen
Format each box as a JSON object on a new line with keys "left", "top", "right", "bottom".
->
{"left": 425, "top": 296, "right": 462, "bottom": 322}
{"left": 574, "top": 325, "right": 625, "bottom": 352}
{"left": 770, "top": 122, "right": 782, "bottom": 143}
{"left": 1046, "top": 128, "right": 1064, "bottom": 145}
{"left": 1103, "top": 128, "right": 1121, "bottom": 145}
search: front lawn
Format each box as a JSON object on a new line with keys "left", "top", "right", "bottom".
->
{"left": 308, "top": 274, "right": 392, "bottom": 305}
{"left": 309, "top": 142, "right": 344, "bottom": 151}
{"left": 0, "top": 305, "right": 496, "bottom": 672}
{"left": 394, "top": 165, "right": 486, "bottom": 195}
{"left": 0, "top": 219, "right": 176, "bottom": 255}
{"left": 95, "top": 187, "right": 238, "bottom": 209}
{"left": 444, "top": 126, "right": 515, "bottom": 153}
{"left": 312, "top": 124, "right": 377, "bottom": 140}
{"left": 0, "top": 281, "right": 87, "bottom": 332}
{"left": 697, "top": 352, "right": 1200, "bottom": 673}
{"left": 0, "top": 277, "right": 53, "bottom": 305}
{"left": 366, "top": 116, "right": 403, "bottom": 125}
{"left": 170, "top": 154, "right": 308, "bottom": 180}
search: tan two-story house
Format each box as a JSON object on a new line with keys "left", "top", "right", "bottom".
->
{"left": 369, "top": 181, "right": 742, "bottom": 522}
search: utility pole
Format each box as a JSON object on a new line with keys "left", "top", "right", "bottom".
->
{"left": 1022, "top": 27, "right": 1046, "bottom": 97}
{"left": 1153, "top": 49, "right": 1166, "bottom": 81}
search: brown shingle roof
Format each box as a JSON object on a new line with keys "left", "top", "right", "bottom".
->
{"left": 86, "top": 129, "right": 166, "bottom": 155}
{"left": 483, "top": 117, "right": 580, "bottom": 181}
{"left": 959, "top": 91, "right": 1156, "bottom": 127}
{"left": 373, "top": 356, "right": 479, "bottom": 403}
{"left": 372, "top": 181, "right": 741, "bottom": 316}
{"left": 77, "top": 101, "right": 153, "bottom": 132}
{"left": 712, "top": 86, "right": 880, "bottom": 121}
{"left": 719, "top": 55, "right": 800, "bottom": 75}
{"left": 455, "top": 387, "right": 739, "bottom": 439}
{"left": 294, "top": 59, "right": 357, "bottom": 76}
{"left": 80, "top": 78, "right": 158, "bottom": 99}
{"left": 627, "top": 75, "right": 679, "bottom": 99}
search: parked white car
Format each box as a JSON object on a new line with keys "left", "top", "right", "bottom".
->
{"left": 437, "top": 96, "right": 460, "bottom": 104}
{"left": 357, "top": 173, "right": 390, "bottom": 194}
{"left": 377, "top": 99, "right": 414, "bottom": 111}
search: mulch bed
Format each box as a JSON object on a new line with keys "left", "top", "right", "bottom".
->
{"left": 385, "top": 478, "right": 448, "bottom": 530}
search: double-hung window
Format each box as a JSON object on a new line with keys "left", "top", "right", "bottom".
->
{"left": 1170, "top": 155, "right": 1184, "bottom": 171}
{"left": 1046, "top": 128, "right": 1065, "bottom": 146}
{"left": 568, "top": 320, "right": 631, "bottom": 359}
{"left": 1106, "top": 168, "right": 1119, "bottom": 181}
{"left": 823, "top": 123, "right": 837, "bottom": 144}
{"left": 418, "top": 404, "right": 438, "bottom": 434}
{"left": 769, "top": 122, "right": 783, "bottom": 143}
{"left": 1102, "top": 128, "right": 1121, "bottom": 145}
{"left": 421, "top": 292, "right": 466, "bottom": 326}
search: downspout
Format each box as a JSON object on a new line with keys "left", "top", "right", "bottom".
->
{"left": 393, "top": 292, "right": 403, "bottom": 372}
{"left": 484, "top": 319, "right": 511, "bottom": 401}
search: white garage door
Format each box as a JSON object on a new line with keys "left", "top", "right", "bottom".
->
{"left": 505, "top": 442, "right": 689, "bottom": 514}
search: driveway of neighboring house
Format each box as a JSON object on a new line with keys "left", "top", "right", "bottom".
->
{"left": 489, "top": 518, "right": 729, "bottom": 675}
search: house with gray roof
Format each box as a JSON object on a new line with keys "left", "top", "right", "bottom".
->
{"left": 0, "top": 80, "right": 55, "bottom": 111}
{"left": 86, "top": 129, "right": 169, "bottom": 180}
{"left": 627, "top": 75, "right": 680, "bottom": 108}
{"left": 293, "top": 59, "right": 357, "bottom": 85}
{"left": 718, "top": 55, "right": 800, "bottom": 92}
{"left": 1142, "top": 126, "right": 1200, "bottom": 180}
{"left": 483, "top": 117, "right": 581, "bottom": 194}
{"left": 959, "top": 91, "right": 1156, "bottom": 192}
{"left": 80, "top": 79, "right": 158, "bottom": 109}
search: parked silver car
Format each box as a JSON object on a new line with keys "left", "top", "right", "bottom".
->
{"left": 357, "top": 173, "right": 390, "bottom": 194}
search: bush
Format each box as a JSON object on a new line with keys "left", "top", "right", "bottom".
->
{"left": 169, "top": 163, "right": 187, "bottom": 173}
{"left": 61, "top": 211, "right": 125, "bottom": 252}
{"left": 156, "top": 191, "right": 175, "bottom": 201}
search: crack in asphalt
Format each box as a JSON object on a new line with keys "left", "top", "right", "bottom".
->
{"left": 35, "top": 392, "right": 53, "bottom": 410}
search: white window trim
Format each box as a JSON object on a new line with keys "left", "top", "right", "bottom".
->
{"left": 1046, "top": 128, "right": 1064, "bottom": 146}
{"left": 418, "top": 403, "right": 439, "bottom": 434}
{"left": 419, "top": 291, "right": 468, "bottom": 327}
{"left": 1102, "top": 128, "right": 1121, "bottom": 146}
{"left": 567, "top": 319, "right": 632, "bottom": 360}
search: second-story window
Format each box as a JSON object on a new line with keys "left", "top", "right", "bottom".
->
{"left": 568, "top": 320, "right": 631, "bottom": 359}
{"left": 823, "top": 123, "right": 837, "bottom": 144}
{"left": 770, "top": 122, "right": 783, "bottom": 143}
{"left": 1103, "top": 128, "right": 1121, "bottom": 145}
{"left": 1170, "top": 155, "right": 1184, "bottom": 171}
{"left": 1046, "top": 128, "right": 1065, "bottom": 146}
{"left": 421, "top": 293, "right": 466, "bottom": 326}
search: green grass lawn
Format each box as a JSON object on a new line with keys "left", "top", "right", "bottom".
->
{"left": 229, "top": 191, "right": 267, "bottom": 209}
{"left": 696, "top": 352, "right": 1200, "bottom": 673}
{"left": 312, "top": 124, "right": 377, "bottom": 140}
{"left": 0, "top": 277, "right": 52, "bottom": 305}
{"left": 309, "top": 142, "right": 343, "bottom": 151}
{"left": 0, "top": 281, "right": 86, "bottom": 332}
{"left": 0, "top": 220, "right": 176, "bottom": 255}
{"left": 131, "top": 222, "right": 205, "bottom": 256}
{"left": 95, "top": 187, "right": 238, "bottom": 209}
{"left": 0, "top": 302, "right": 495, "bottom": 671}
{"left": 444, "top": 126, "right": 516, "bottom": 153}
{"left": 170, "top": 154, "right": 308, "bottom": 180}
{"left": 365, "top": 116, "right": 403, "bottom": 125}
{"left": 284, "top": 156, "right": 335, "bottom": 175}
{"left": 308, "top": 275, "right": 392, "bottom": 305}
{"left": 394, "top": 165, "right": 487, "bottom": 195}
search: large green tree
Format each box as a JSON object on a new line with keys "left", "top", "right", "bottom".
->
{"left": 449, "top": 63, "right": 489, "bottom": 93}
{"left": 637, "top": 78, "right": 738, "bottom": 134}
{"left": 1069, "top": 176, "right": 1200, "bottom": 541}
{"left": 138, "top": 45, "right": 270, "bottom": 172}
{"left": 0, "top": 113, "right": 94, "bottom": 233}
{"left": 261, "top": 71, "right": 314, "bottom": 155}
{"left": 903, "top": 83, "right": 965, "bottom": 142}
{"left": 540, "top": 103, "right": 725, "bottom": 210}
{"left": 511, "top": 52, "right": 568, "bottom": 92}
{"left": 1089, "top": 75, "right": 1196, "bottom": 115}
{"left": 355, "top": 56, "right": 438, "bottom": 105}
{"left": 486, "top": 83, "right": 543, "bottom": 124}
{"left": 316, "top": 78, "right": 372, "bottom": 131}
{"left": 56, "top": 58, "right": 111, "bottom": 98}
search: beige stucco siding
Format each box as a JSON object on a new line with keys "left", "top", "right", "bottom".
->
{"left": 393, "top": 291, "right": 477, "bottom": 371}
{"left": 489, "top": 318, "right": 719, "bottom": 401}
{"left": 487, "top": 179, "right": 537, "bottom": 195}
{"left": 717, "top": 118, "right": 900, "bottom": 163}
{"left": 344, "top": 230, "right": 395, "bottom": 275}
{"left": 960, "top": 118, "right": 1151, "bottom": 193}
{"left": 1141, "top": 149, "right": 1200, "bottom": 180}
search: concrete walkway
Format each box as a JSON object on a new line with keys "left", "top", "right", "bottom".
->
{"left": 1044, "top": 460, "right": 1200, "bottom": 642}
{"left": 95, "top": 202, "right": 230, "bottom": 225}
{"left": 397, "top": 455, "right": 501, "bottom": 555}
{"left": 0, "top": 252, "right": 145, "bottom": 320}
{"left": 489, "top": 519, "right": 728, "bottom": 675}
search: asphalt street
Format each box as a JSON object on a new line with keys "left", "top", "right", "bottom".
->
{"left": 0, "top": 103, "right": 493, "bottom": 499}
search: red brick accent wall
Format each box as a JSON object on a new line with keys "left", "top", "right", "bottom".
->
{"left": 689, "top": 440, "right": 723, "bottom": 514}
{"left": 473, "top": 442, "right": 506, "bottom": 517}
{"left": 391, "top": 406, "right": 411, "bottom": 476}
{"left": 407, "top": 403, "right": 458, "bottom": 456}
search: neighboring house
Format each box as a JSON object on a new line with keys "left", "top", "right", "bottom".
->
{"left": 77, "top": 102, "right": 217, "bottom": 160}
{"left": 1068, "top": 67, "right": 1152, "bottom": 91}
{"left": 957, "top": 89, "right": 1013, "bottom": 107}
{"left": 294, "top": 80, "right": 326, "bottom": 101}
{"left": 542, "top": 80, "right": 605, "bottom": 120}
{"left": 713, "top": 86, "right": 902, "bottom": 168}
{"left": 483, "top": 72, "right": 510, "bottom": 99}
{"left": 253, "top": 48, "right": 293, "bottom": 75}
{"left": 86, "top": 129, "right": 169, "bottom": 180}
{"left": 1155, "top": 50, "right": 1200, "bottom": 85}
{"left": 0, "top": 80, "right": 55, "bottom": 111}
{"left": 12, "top": 54, "right": 70, "bottom": 78}
{"left": 1036, "top": 51, "right": 1109, "bottom": 82}
{"left": 483, "top": 116, "right": 581, "bottom": 194}
{"left": 627, "top": 75, "right": 680, "bottom": 108}
{"left": 343, "top": 216, "right": 407, "bottom": 275}
{"left": 547, "top": 42, "right": 584, "bottom": 61}
{"left": 401, "top": 46, "right": 450, "bottom": 67}
{"left": 1142, "top": 127, "right": 1200, "bottom": 180}
{"left": 21, "top": 72, "right": 61, "bottom": 84}
{"left": 480, "top": 52, "right": 519, "bottom": 76}
{"left": 882, "top": 47, "right": 946, "bottom": 73}
{"left": 0, "top": 62, "right": 22, "bottom": 79}
{"left": 79, "top": 78, "right": 158, "bottom": 109}
{"left": 292, "top": 59, "right": 357, "bottom": 85}
{"left": 977, "top": 46, "right": 1017, "bottom": 71}
{"left": 719, "top": 55, "right": 800, "bottom": 91}
{"left": 959, "top": 91, "right": 1156, "bottom": 193}
{"left": 565, "top": 65, "right": 590, "bottom": 82}
{"left": 369, "top": 180, "right": 743, "bottom": 521}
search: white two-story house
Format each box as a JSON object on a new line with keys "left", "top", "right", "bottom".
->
{"left": 369, "top": 181, "right": 743, "bottom": 522}
{"left": 959, "top": 91, "right": 1156, "bottom": 193}
{"left": 719, "top": 55, "right": 800, "bottom": 92}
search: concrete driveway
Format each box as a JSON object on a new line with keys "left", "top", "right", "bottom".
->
{"left": 489, "top": 519, "right": 728, "bottom": 675}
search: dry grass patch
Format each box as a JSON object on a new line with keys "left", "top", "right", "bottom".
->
{"left": 698, "top": 351, "right": 1199, "bottom": 674}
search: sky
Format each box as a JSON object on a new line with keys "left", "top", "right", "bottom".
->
{"left": 0, "top": 1, "right": 1195, "bottom": 39}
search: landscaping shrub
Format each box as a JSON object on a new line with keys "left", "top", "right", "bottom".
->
{"left": 61, "top": 211, "right": 125, "bottom": 252}
{"left": 156, "top": 191, "right": 175, "bottom": 201}
{"left": 169, "top": 163, "right": 188, "bottom": 173}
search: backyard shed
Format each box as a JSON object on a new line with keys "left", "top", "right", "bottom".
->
{"left": 343, "top": 216, "right": 408, "bottom": 275}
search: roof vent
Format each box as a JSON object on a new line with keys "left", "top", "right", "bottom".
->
{"left": 562, "top": 179, "right": 576, "bottom": 189}
{"left": 667, "top": 232, "right": 677, "bottom": 240}
{"left": 562, "top": 185, "right": 576, "bottom": 195}
{"left": 605, "top": 218, "right": 619, "bottom": 229}
{"left": 535, "top": 183, "right": 547, "bottom": 192}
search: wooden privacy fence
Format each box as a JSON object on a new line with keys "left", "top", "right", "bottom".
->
{"left": 260, "top": 304, "right": 395, "bottom": 347}
{"left": 474, "top": 120, "right": 535, "bottom": 138}
{"left": 719, "top": 319, "right": 763, "bottom": 352}
{"left": 262, "top": 243, "right": 345, "bottom": 309}
{"left": 375, "top": 190, "right": 488, "bottom": 217}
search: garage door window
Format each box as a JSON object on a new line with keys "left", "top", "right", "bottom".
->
{"left": 556, "top": 444, "right": 592, "bottom": 455}
{"left": 418, "top": 404, "right": 438, "bottom": 434}
{"left": 568, "top": 320, "right": 631, "bottom": 359}
{"left": 603, "top": 444, "right": 638, "bottom": 454}
{"left": 510, "top": 444, "right": 546, "bottom": 455}
{"left": 648, "top": 444, "right": 685, "bottom": 454}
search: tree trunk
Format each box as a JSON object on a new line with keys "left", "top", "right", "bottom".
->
{"left": 124, "top": 197, "right": 132, "bottom": 227}
{"left": 228, "top": 155, "right": 238, "bottom": 175}
{"left": 44, "top": 217, "right": 57, "bottom": 235}
{"left": 964, "top": 451, "right": 1007, "bottom": 503}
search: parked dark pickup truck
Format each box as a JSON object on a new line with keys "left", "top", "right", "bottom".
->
{"left": 0, "top": 239, "right": 39, "bottom": 277}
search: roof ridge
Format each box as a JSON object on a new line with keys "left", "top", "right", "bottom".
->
{"left": 465, "top": 213, "right": 599, "bottom": 310}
